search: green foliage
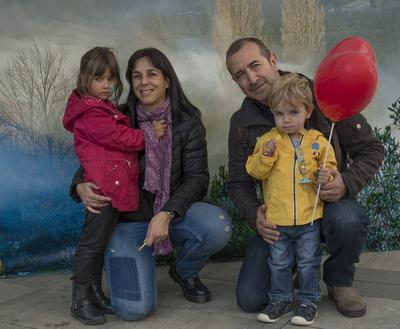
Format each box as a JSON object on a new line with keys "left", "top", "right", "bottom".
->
{"left": 209, "top": 165, "right": 255, "bottom": 259}
{"left": 358, "top": 98, "right": 400, "bottom": 251}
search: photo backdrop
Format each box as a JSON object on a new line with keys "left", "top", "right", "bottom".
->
{"left": 0, "top": 0, "right": 399, "bottom": 275}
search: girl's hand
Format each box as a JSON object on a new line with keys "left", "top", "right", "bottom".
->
{"left": 317, "top": 167, "right": 332, "bottom": 186}
{"left": 152, "top": 120, "right": 167, "bottom": 138}
{"left": 76, "top": 182, "right": 111, "bottom": 214}
{"left": 144, "top": 211, "right": 172, "bottom": 246}
{"left": 263, "top": 139, "right": 277, "bottom": 157}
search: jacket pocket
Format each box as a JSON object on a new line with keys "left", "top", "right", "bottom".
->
{"left": 102, "top": 161, "right": 129, "bottom": 194}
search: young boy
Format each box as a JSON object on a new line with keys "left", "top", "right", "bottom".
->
{"left": 246, "top": 73, "right": 337, "bottom": 326}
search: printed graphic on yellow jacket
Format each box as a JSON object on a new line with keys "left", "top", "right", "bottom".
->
{"left": 246, "top": 128, "right": 337, "bottom": 226}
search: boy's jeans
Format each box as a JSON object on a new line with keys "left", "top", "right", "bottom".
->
{"left": 236, "top": 197, "right": 369, "bottom": 312}
{"left": 268, "top": 221, "right": 321, "bottom": 304}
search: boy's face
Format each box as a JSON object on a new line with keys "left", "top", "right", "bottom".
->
{"left": 271, "top": 101, "right": 312, "bottom": 138}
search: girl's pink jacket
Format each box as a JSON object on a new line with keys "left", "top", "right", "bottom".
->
{"left": 63, "top": 90, "right": 145, "bottom": 212}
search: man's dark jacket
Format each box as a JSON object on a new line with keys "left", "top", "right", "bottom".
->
{"left": 70, "top": 97, "right": 209, "bottom": 220}
{"left": 228, "top": 76, "right": 384, "bottom": 230}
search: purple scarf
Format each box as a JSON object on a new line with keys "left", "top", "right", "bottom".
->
{"left": 137, "top": 98, "right": 173, "bottom": 255}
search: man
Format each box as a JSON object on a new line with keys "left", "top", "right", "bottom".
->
{"left": 226, "top": 37, "right": 384, "bottom": 318}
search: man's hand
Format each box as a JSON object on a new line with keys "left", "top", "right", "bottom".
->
{"left": 256, "top": 205, "right": 279, "bottom": 244}
{"left": 144, "top": 211, "right": 172, "bottom": 246}
{"left": 76, "top": 182, "right": 111, "bottom": 214}
{"left": 152, "top": 120, "right": 167, "bottom": 139}
{"left": 319, "top": 168, "right": 348, "bottom": 202}
{"left": 262, "top": 139, "right": 277, "bottom": 157}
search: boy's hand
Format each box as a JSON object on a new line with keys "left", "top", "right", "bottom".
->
{"left": 319, "top": 168, "right": 348, "bottom": 202}
{"left": 317, "top": 167, "right": 331, "bottom": 186}
{"left": 263, "top": 139, "right": 277, "bottom": 157}
{"left": 152, "top": 119, "right": 167, "bottom": 138}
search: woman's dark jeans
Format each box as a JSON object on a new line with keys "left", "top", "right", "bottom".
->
{"left": 236, "top": 196, "right": 370, "bottom": 312}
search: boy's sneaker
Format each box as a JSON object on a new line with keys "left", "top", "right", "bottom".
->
{"left": 291, "top": 301, "right": 318, "bottom": 326}
{"left": 257, "top": 301, "right": 292, "bottom": 323}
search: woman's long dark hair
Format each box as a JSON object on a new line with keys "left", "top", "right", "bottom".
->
{"left": 125, "top": 48, "right": 202, "bottom": 122}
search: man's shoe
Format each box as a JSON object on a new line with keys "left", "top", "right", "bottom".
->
{"left": 327, "top": 286, "right": 366, "bottom": 317}
{"left": 291, "top": 301, "right": 318, "bottom": 326}
{"left": 257, "top": 301, "right": 292, "bottom": 323}
{"left": 168, "top": 265, "right": 211, "bottom": 303}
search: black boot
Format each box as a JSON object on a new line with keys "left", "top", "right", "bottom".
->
{"left": 92, "top": 255, "right": 113, "bottom": 314}
{"left": 90, "top": 282, "right": 113, "bottom": 314}
{"left": 168, "top": 265, "right": 211, "bottom": 303}
{"left": 71, "top": 282, "right": 106, "bottom": 325}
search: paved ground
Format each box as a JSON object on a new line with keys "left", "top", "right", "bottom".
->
{"left": 1, "top": 251, "right": 399, "bottom": 329}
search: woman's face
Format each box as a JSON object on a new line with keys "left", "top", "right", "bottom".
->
{"left": 132, "top": 57, "right": 169, "bottom": 111}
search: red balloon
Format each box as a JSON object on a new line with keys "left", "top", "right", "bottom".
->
{"left": 314, "top": 36, "right": 378, "bottom": 121}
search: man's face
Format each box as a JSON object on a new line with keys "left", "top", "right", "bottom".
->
{"left": 227, "top": 42, "right": 280, "bottom": 104}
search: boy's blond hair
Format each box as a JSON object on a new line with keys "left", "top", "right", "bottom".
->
{"left": 268, "top": 73, "right": 314, "bottom": 111}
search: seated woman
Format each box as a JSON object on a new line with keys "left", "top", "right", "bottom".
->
{"left": 70, "top": 47, "right": 232, "bottom": 321}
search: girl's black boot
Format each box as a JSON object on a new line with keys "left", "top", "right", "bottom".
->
{"left": 90, "top": 282, "right": 113, "bottom": 314}
{"left": 71, "top": 282, "right": 106, "bottom": 325}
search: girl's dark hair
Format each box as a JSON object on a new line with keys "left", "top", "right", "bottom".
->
{"left": 125, "top": 48, "right": 201, "bottom": 121}
{"left": 77, "top": 47, "right": 123, "bottom": 104}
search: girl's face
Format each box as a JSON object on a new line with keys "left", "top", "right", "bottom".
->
{"left": 86, "top": 68, "right": 116, "bottom": 100}
{"left": 271, "top": 100, "right": 312, "bottom": 139}
{"left": 132, "top": 57, "right": 169, "bottom": 112}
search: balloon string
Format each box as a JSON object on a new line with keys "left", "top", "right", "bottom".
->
{"left": 311, "top": 122, "right": 336, "bottom": 225}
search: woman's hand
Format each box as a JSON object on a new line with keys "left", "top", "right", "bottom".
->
{"left": 76, "top": 182, "right": 111, "bottom": 214}
{"left": 144, "top": 211, "right": 172, "bottom": 246}
{"left": 256, "top": 205, "right": 279, "bottom": 244}
{"left": 152, "top": 119, "right": 167, "bottom": 138}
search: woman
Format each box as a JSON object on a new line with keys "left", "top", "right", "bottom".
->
{"left": 70, "top": 48, "right": 232, "bottom": 322}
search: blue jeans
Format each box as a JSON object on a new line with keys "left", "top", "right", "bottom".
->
{"left": 269, "top": 222, "right": 321, "bottom": 304}
{"left": 104, "top": 202, "right": 232, "bottom": 320}
{"left": 236, "top": 197, "right": 369, "bottom": 312}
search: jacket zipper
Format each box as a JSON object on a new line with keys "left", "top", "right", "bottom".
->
{"left": 293, "top": 156, "right": 297, "bottom": 225}
{"left": 291, "top": 136, "right": 303, "bottom": 225}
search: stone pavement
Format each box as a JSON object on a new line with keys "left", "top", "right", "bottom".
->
{"left": 0, "top": 251, "right": 399, "bottom": 329}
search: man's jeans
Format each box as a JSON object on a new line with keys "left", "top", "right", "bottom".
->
{"left": 269, "top": 222, "right": 321, "bottom": 304}
{"left": 236, "top": 197, "right": 369, "bottom": 312}
{"left": 104, "top": 202, "right": 232, "bottom": 320}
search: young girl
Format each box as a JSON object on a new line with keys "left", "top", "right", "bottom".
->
{"left": 63, "top": 47, "right": 145, "bottom": 325}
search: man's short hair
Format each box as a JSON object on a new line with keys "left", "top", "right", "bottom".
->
{"left": 268, "top": 73, "right": 314, "bottom": 111}
{"left": 225, "top": 37, "right": 272, "bottom": 65}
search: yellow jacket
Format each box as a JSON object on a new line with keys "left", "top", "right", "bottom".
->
{"left": 246, "top": 128, "right": 337, "bottom": 226}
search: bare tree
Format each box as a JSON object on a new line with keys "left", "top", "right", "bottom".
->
{"left": 0, "top": 41, "right": 73, "bottom": 159}
{"left": 281, "top": 0, "right": 326, "bottom": 66}
{"left": 212, "top": 0, "right": 265, "bottom": 58}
